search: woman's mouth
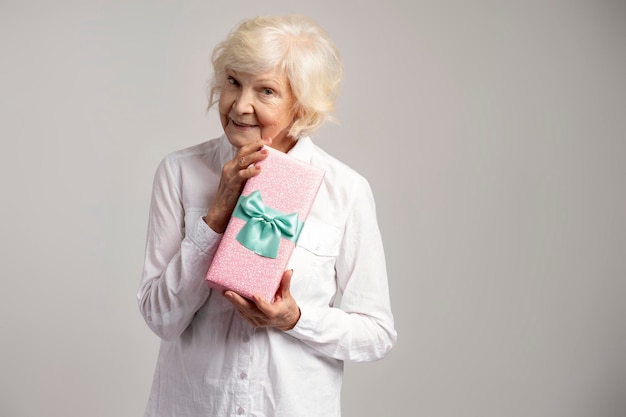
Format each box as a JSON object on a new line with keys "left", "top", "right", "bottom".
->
{"left": 231, "top": 119, "right": 258, "bottom": 128}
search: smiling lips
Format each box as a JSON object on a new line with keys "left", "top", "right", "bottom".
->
{"left": 231, "top": 119, "right": 258, "bottom": 128}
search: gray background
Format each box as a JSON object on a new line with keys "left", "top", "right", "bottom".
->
{"left": 1, "top": 1, "right": 625, "bottom": 416}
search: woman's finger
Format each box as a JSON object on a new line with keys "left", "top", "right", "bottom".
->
{"left": 235, "top": 141, "right": 269, "bottom": 171}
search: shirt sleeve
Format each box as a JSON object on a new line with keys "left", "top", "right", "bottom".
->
{"left": 286, "top": 176, "right": 397, "bottom": 362}
{"left": 137, "top": 155, "right": 221, "bottom": 341}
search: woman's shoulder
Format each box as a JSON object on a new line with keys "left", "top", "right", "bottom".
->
{"left": 156, "top": 135, "right": 234, "bottom": 174}
{"left": 309, "top": 141, "right": 370, "bottom": 189}
{"left": 162, "top": 136, "right": 226, "bottom": 164}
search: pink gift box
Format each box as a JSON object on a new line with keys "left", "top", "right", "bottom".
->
{"left": 205, "top": 146, "right": 325, "bottom": 302}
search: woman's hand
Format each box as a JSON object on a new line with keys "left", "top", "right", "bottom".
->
{"left": 204, "top": 138, "right": 270, "bottom": 233}
{"left": 223, "top": 269, "right": 301, "bottom": 331}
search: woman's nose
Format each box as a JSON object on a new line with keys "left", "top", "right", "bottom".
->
{"left": 232, "top": 89, "right": 254, "bottom": 114}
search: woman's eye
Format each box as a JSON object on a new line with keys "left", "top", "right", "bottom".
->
{"left": 261, "top": 88, "right": 274, "bottom": 96}
{"left": 227, "top": 77, "right": 239, "bottom": 86}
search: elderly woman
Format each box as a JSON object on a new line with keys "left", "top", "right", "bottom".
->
{"left": 138, "top": 15, "right": 396, "bottom": 417}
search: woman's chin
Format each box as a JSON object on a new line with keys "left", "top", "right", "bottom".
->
{"left": 224, "top": 127, "right": 261, "bottom": 148}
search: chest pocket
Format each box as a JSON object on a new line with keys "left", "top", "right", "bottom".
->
{"left": 289, "top": 220, "right": 343, "bottom": 302}
{"left": 183, "top": 208, "right": 207, "bottom": 236}
{"left": 296, "top": 220, "right": 342, "bottom": 257}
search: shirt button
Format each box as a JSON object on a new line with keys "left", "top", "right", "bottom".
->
{"left": 242, "top": 335, "right": 250, "bottom": 343}
{"left": 240, "top": 372, "right": 247, "bottom": 379}
{"left": 237, "top": 407, "right": 245, "bottom": 415}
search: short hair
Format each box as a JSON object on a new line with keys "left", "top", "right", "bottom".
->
{"left": 208, "top": 15, "right": 343, "bottom": 138}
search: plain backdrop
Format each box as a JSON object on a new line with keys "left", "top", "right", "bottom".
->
{"left": 1, "top": 1, "right": 625, "bottom": 416}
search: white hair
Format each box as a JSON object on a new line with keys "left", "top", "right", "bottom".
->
{"left": 208, "top": 15, "right": 343, "bottom": 138}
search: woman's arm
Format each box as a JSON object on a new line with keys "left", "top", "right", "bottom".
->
{"left": 137, "top": 139, "right": 270, "bottom": 341}
{"left": 137, "top": 155, "right": 220, "bottom": 341}
{"left": 286, "top": 176, "right": 397, "bottom": 362}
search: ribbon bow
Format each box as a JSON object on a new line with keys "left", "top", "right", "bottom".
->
{"left": 232, "top": 190, "right": 303, "bottom": 258}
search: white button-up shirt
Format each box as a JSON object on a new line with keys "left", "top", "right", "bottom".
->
{"left": 138, "top": 135, "right": 396, "bottom": 417}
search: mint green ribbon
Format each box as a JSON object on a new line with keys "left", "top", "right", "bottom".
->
{"left": 232, "top": 190, "right": 304, "bottom": 258}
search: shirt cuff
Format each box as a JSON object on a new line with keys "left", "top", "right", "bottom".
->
{"left": 285, "top": 304, "right": 320, "bottom": 340}
{"left": 187, "top": 216, "right": 223, "bottom": 256}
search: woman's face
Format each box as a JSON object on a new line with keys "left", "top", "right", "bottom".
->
{"left": 219, "top": 67, "right": 297, "bottom": 152}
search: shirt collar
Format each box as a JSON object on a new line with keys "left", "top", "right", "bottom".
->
{"left": 287, "top": 136, "right": 314, "bottom": 163}
{"left": 217, "top": 134, "right": 314, "bottom": 166}
{"left": 218, "top": 133, "right": 236, "bottom": 168}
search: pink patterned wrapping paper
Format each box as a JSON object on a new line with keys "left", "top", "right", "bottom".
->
{"left": 205, "top": 146, "right": 325, "bottom": 302}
